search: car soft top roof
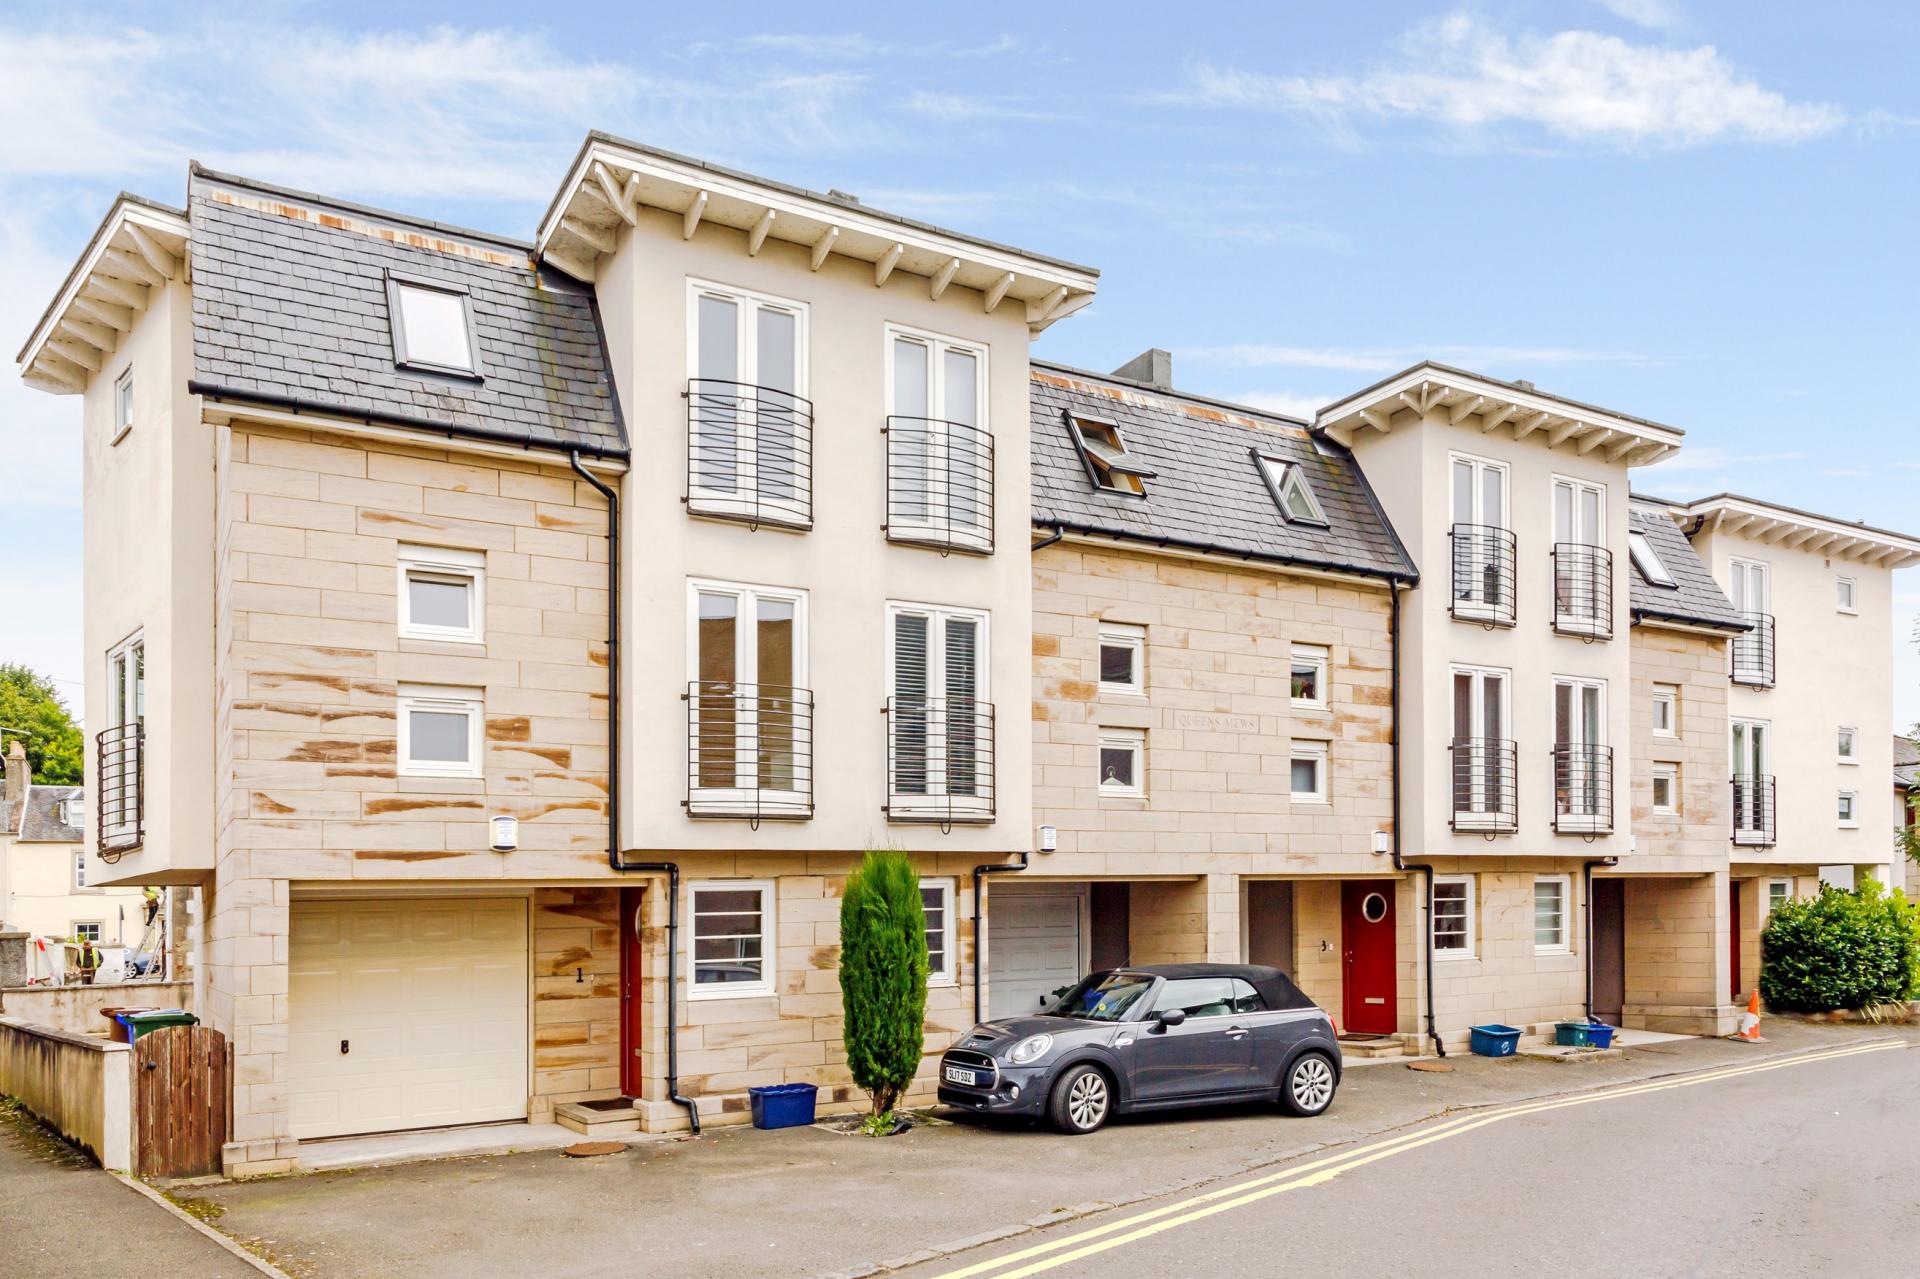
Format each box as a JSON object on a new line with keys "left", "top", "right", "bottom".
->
{"left": 1118, "top": 963, "right": 1316, "bottom": 1013}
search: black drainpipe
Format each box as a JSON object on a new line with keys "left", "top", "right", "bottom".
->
{"left": 972, "top": 851, "right": 1031, "bottom": 1025}
{"left": 1030, "top": 525, "right": 1067, "bottom": 552}
{"left": 570, "top": 451, "right": 700, "bottom": 1135}
{"left": 1582, "top": 857, "right": 1620, "bottom": 1025}
{"left": 1384, "top": 583, "right": 1445, "bottom": 1058}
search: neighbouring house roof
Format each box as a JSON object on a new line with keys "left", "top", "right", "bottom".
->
{"left": 1030, "top": 363, "right": 1416, "bottom": 582}
{"left": 19, "top": 785, "right": 82, "bottom": 843}
{"left": 1895, "top": 736, "right": 1920, "bottom": 792}
{"left": 187, "top": 165, "right": 626, "bottom": 457}
{"left": 1626, "top": 500, "right": 1747, "bottom": 633}
{"left": 1667, "top": 492, "right": 1920, "bottom": 569}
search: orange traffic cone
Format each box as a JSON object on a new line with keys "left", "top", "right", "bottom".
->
{"left": 1731, "top": 990, "right": 1764, "bottom": 1042}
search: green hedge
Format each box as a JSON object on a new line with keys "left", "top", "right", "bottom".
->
{"left": 1759, "top": 881, "right": 1920, "bottom": 1012}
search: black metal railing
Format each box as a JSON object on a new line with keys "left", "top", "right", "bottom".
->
{"left": 96, "top": 722, "right": 143, "bottom": 859}
{"left": 885, "top": 697, "right": 996, "bottom": 822}
{"left": 1450, "top": 737, "right": 1518, "bottom": 833}
{"left": 1450, "top": 524, "right": 1517, "bottom": 626}
{"left": 1731, "top": 612, "right": 1775, "bottom": 687}
{"left": 883, "top": 416, "right": 995, "bottom": 554}
{"left": 685, "top": 378, "right": 815, "bottom": 529}
{"left": 1551, "top": 543, "right": 1614, "bottom": 640}
{"left": 1552, "top": 743, "right": 1614, "bottom": 834}
{"left": 684, "top": 681, "right": 815, "bottom": 820}
{"left": 1731, "top": 774, "right": 1776, "bottom": 847}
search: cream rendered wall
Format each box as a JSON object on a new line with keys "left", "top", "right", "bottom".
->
{"left": 600, "top": 205, "right": 1034, "bottom": 857}
{"left": 81, "top": 278, "right": 216, "bottom": 885}
{"left": 1689, "top": 527, "right": 1897, "bottom": 884}
{"left": 4, "top": 840, "right": 144, "bottom": 943}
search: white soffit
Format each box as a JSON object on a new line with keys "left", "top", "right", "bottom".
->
{"left": 1679, "top": 496, "right": 1920, "bottom": 569}
{"left": 1313, "top": 363, "right": 1684, "bottom": 467}
{"left": 17, "top": 197, "right": 191, "bottom": 396}
{"left": 537, "top": 137, "right": 1099, "bottom": 333}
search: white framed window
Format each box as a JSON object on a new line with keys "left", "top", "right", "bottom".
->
{"left": 1836, "top": 576, "right": 1857, "bottom": 614}
{"left": 887, "top": 602, "right": 990, "bottom": 819}
{"left": 1766, "top": 878, "right": 1792, "bottom": 917}
{"left": 1533, "top": 875, "right": 1572, "bottom": 954}
{"left": 1552, "top": 475, "right": 1608, "bottom": 634}
{"left": 1450, "top": 452, "right": 1510, "bottom": 623}
{"left": 1728, "top": 558, "right": 1771, "bottom": 684}
{"left": 1450, "top": 664, "right": 1512, "bottom": 828}
{"left": 112, "top": 369, "right": 134, "bottom": 444}
{"left": 397, "top": 684, "right": 483, "bottom": 778}
{"left": 1553, "top": 675, "right": 1608, "bottom": 832}
{"left": 1290, "top": 644, "right": 1329, "bottom": 710}
{"left": 73, "top": 850, "right": 89, "bottom": 891}
{"left": 1627, "top": 530, "right": 1676, "bottom": 588}
{"left": 1098, "top": 622, "right": 1145, "bottom": 696}
{"left": 1837, "top": 726, "right": 1858, "bottom": 765}
{"left": 1289, "top": 740, "right": 1328, "bottom": 803}
{"left": 386, "top": 272, "right": 481, "bottom": 377}
{"left": 920, "top": 878, "right": 957, "bottom": 985}
{"left": 102, "top": 631, "right": 145, "bottom": 848}
{"left": 1254, "top": 452, "right": 1328, "bottom": 526}
{"left": 688, "top": 579, "right": 809, "bottom": 811}
{"left": 1837, "top": 791, "right": 1858, "bottom": 828}
{"left": 397, "top": 545, "right": 485, "bottom": 643}
{"left": 1651, "top": 762, "right": 1679, "bottom": 815}
{"left": 688, "top": 881, "right": 774, "bottom": 998}
{"left": 1432, "top": 875, "right": 1476, "bottom": 958}
{"left": 73, "top": 921, "right": 103, "bottom": 944}
{"left": 61, "top": 797, "right": 83, "bottom": 828}
{"left": 1651, "top": 683, "right": 1679, "bottom": 738}
{"left": 688, "top": 279, "right": 809, "bottom": 523}
{"left": 1098, "top": 728, "right": 1146, "bottom": 799}
{"left": 887, "top": 324, "right": 991, "bottom": 548}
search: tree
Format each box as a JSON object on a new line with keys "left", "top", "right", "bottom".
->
{"left": 0, "top": 664, "right": 83, "bottom": 786}
{"left": 839, "top": 847, "right": 929, "bottom": 1123}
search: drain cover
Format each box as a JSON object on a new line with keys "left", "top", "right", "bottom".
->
{"left": 563, "top": 1141, "right": 626, "bottom": 1158}
{"left": 1407, "top": 1061, "right": 1454, "bottom": 1073}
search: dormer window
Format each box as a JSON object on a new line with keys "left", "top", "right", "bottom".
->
{"left": 1627, "top": 531, "right": 1677, "bottom": 588}
{"left": 1067, "top": 413, "right": 1154, "bottom": 496}
{"left": 386, "top": 272, "right": 482, "bottom": 378}
{"left": 1255, "top": 452, "right": 1328, "bottom": 526}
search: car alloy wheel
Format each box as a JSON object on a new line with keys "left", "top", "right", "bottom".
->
{"left": 1050, "top": 1064, "right": 1111, "bottom": 1134}
{"left": 1285, "top": 1053, "right": 1335, "bottom": 1116}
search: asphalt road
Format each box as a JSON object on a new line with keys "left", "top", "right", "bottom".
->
{"left": 907, "top": 1039, "right": 1919, "bottom": 1279}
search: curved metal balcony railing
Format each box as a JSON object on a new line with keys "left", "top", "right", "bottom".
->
{"left": 1450, "top": 524, "right": 1517, "bottom": 627}
{"left": 685, "top": 378, "right": 815, "bottom": 530}
{"left": 883, "top": 416, "right": 995, "bottom": 554}
{"left": 884, "top": 696, "right": 996, "bottom": 823}
{"left": 684, "top": 681, "right": 815, "bottom": 820}
{"left": 1450, "top": 737, "right": 1518, "bottom": 833}
{"left": 1731, "top": 774, "right": 1776, "bottom": 847}
{"left": 96, "top": 722, "right": 144, "bottom": 859}
{"left": 1551, "top": 543, "right": 1614, "bottom": 640}
{"left": 1552, "top": 743, "right": 1614, "bottom": 834}
{"left": 1730, "top": 613, "right": 1775, "bottom": 688}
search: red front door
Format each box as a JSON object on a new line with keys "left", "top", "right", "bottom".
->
{"left": 1342, "top": 880, "right": 1398, "bottom": 1035}
{"left": 1728, "top": 880, "right": 1743, "bottom": 1002}
{"left": 620, "top": 886, "right": 645, "bottom": 1098}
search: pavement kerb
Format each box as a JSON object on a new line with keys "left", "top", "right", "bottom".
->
{"left": 111, "top": 1171, "right": 296, "bottom": 1279}
{"left": 824, "top": 1034, "right": 1905, "bottom": 1279}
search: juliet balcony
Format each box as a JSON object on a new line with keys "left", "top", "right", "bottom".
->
{"left": 884, "top": 696, "right": 996, "bottom": 823}
{"left": 1449, "top": 523, "right": 1517, "bottom": 627}
{"left": 96, "top": 722, "right": 144, "bottom": 858}
{"left": 1450, "top": 736, "right": 1518, "bottom": 834}
{"left": 1730, "top": 612, "right": 1775, "bottom": 688}
{"left": 1731, "top": 774, "right": 1776, "bottom": 847}
{"left": 684, "top": 681, "right": 815, "bottom": 821}
{"left": 685, "top": 378, "right": 815, "bottom": 531}
{"left": 1551, "top": 543, "right": 1613, "bottom": 640}
{"left": 882, "top": 415, "right": 995, "bottom": 554}
{"left": 1552, "top": 743, "right": 1615, "bottom": 835}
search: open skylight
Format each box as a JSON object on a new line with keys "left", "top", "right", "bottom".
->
{"left": 1255, "top": 452, "right": 1328, "bottom": 526}
{"left": 1628, "top": 530, "right": 1677, "bottom": 588}
{"left": 1067, "top": 413, "right": 1155, "bottom": 496}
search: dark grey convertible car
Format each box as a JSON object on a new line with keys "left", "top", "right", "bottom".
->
{"left": 937, "top": 964, "right": 1341, "bottom": 1134}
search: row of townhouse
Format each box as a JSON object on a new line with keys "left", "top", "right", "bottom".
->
{"left": 18, "top": 134, "right": 1917, "bottom": 1175}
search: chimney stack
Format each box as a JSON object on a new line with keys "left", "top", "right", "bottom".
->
{"left": 1112, "top": 348, "right": 1173, "bottom": 392}
{"left": 3, "top": 740, "right": 27, "bottom": 813}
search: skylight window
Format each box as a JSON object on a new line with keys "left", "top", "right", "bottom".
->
{"left": 1067, "top": 413, "right": 1155, "bottom": 496}
{"left": 1628, "top": 530, "right": 1677, "bottom": 588}
{"left": 386, "top": 271, "right": 482, "bottom": 377}
{"left": 1255, "top": 452, "right": 1328, "bottom": 526}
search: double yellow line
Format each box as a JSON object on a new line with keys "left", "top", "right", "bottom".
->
{"left": 933, "top": 1039, "right": 1904, "bottom": 1279}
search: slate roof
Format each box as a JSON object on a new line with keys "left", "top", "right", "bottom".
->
{"left": 1895, "top": 736, "right": 1919, "bottom": 792}
{"left": 1030, "top": 365, "right": 1415, "bottom": 581}
{"left": 19, "top": 786, "right": 82, "bottom": 842}
{"left": 188, "top": 166, "right": 624, "bottom": 456}
{"left": 1627, "top": 501, "right": 1747, "bottom": 632}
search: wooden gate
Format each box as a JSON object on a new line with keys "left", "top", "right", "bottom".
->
{"left": 134, "top": 1025, "right": 232, "bottom": 1178}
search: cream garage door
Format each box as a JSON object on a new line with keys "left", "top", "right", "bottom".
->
{"left": 287, "top": 898, "right": 529, "bottom": 1140}
{"left": 987, "top": 888, "right": 1083, "bottom": 1020}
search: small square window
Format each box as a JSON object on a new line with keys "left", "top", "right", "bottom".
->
{"left": 398, "top": 684, "right": 483, "bottom": 778}
{"left": 112, "top": 370, "right": 134, "bottom": 443}
{"left": 1290, "top": 644, "right": 1329, "bottom": 709}
{"left": 1766, "top": 878, "right": 1791, "bottom": 917}
{"left": 1651, "top": 684, "right": 1678, "bottom": 738}
{"left": 689, "top": 882, "right": 774, "bottom": 997}
{"left": 1098, "top": 623, "right": 1145, "bottom": 695}
{"left": 387, "top": 272, "right": 482, "bottom": 377}
{"left": 1255, "top": 452, "right": 1329, "bottom": 526}
{"left": 1098, "top": 729, "right": 1145, "bottom": 798}
{"left": 73, "top": 850, "right": 88, "bottom": 890}
{"left": 74, "top": 922, "right": 103, "bottom": 944}
{"left": 1533, "top": 875, "right": 1571, "bottom": 953}
{"left": 1651, "top": 763, "right": 1678, "bottom": 815}
{"left": 398, "top": 545, "right": 485, "bottom": 643}
{"left": 1836, "top": 576, "right": 1857, "bottom": 614}
{"left": 1433, "top": 876, "right": 1475, "bottom": 957}
{"left": 1290, "top": 740, "right": 1328, "bottom": 803}
{"left": 920, "top": 878, "right": 956, "bottom": 985}
{"left": 1837, "top": 726, "right": 1858, "bottom": 764}
{"left": 1628, "top": 531, "right": 1677, "bottom": 588}
{"left": 1837, "top": 791, "right": 1858, "bottom": 828}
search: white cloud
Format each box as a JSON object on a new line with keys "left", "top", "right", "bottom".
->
{"left": 902, "top": 92, "right": 1064, "bottom": 123}
{"left": 1178, "top": 14, "right": 1842, "bottom": 148}
{"left": 1636, "top": 446, "right": 1806, "bottom": 474}
{"left": 1230, "top": 390, "right": 1328, "bottom": 421}
{"left": 1183, "top": 343, "right": 1659, "bottom": 373}
{"left": 1593, "top": 0, "right": 1684, "bottom": 31}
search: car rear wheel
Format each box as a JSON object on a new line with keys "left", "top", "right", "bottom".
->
{"left": 1280, "top": 1052, "right": 1337, "bottom": 1117}
{"left": 1048, "top": 1064, "right": 1112, "bottom": 1134}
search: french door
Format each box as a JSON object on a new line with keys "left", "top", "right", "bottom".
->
{"left": 1451, "top": 666, "right": 1512, "bottom": 828}
{"left": 1450, "top": 456, "right": 1511, "bottom": 621}
{"left": 1729, "top": 559, "right": 1771, "bottom": 682}
{"left": 889, "top": 329, "right": 990, "bottom": 549}
{"left": 1553, "top": 677, "right": 1608, "bottom": 830}
{"left": 689, "top": 581, "right": 809, "bottom": 813}
{"left": 888, "top": 604, "right": 991, "bottom": 817}
{"left": 1552, "top": 477, "right": 1607, "bottom": 633}
{"left": 1731, "top": 718, "right": 1772, "bottom": 842}
{"left": 101, "top": 633, "right": 145, "bottom": 846}
{"left": 689, "top": 283, "right": 808, "bottom": 522}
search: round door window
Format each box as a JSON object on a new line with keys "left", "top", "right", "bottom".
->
{"left": 1361, "top": 892, "right": 1388, "bottom": 924}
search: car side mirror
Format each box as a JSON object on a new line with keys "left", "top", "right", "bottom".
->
{"left": 1153, "top": 1009, "right": 1186, "bottom": 1030}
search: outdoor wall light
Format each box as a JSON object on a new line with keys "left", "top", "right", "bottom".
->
{"left": 1371, "top": 829, "right": 1390, "bottom": 855}
{"left": 489, "top": 814, "right": 520, "bottom": 852}
{"left": 1038, "top": 824, "right": 1058, "bottom": 853}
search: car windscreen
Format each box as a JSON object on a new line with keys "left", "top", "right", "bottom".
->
{"left": 1046, "top": 972, "right": 1156, "bottom": 1022}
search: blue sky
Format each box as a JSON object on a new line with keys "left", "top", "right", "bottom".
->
{"left": 4, "top": 1, "right": 1918, "bottom": 725}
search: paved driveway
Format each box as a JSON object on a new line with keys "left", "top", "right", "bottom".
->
{"left": 193, "top": 1022, "right": 1911, "bottom": 1279}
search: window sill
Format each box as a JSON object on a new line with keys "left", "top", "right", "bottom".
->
{"left": 1433, "top": 951, "right": 1478, "bottom": 964}
{"left": 1097, "top": 791, "right": 1148, "bottom": 804}
{"left": 687, "top": 985, "right": 777, "bottom": 1002}
{"left": 1097, "top": 686, "right": 1147, "bottom": 701}
{"left": 110, "top": 424, "right": 133, "bottom": 447}
{"left": 1289, "top": 797, "right": 1331, "bottom": 808}
{"left": 1289, "top": 702, "right": 1331, "bottom": 716}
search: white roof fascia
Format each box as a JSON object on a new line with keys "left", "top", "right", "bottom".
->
{"left": 18, "top": 199, "right": 190, "bottom": 395}
{"left": 1680, "top": 495, "right": 1920, "bottom": 569}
